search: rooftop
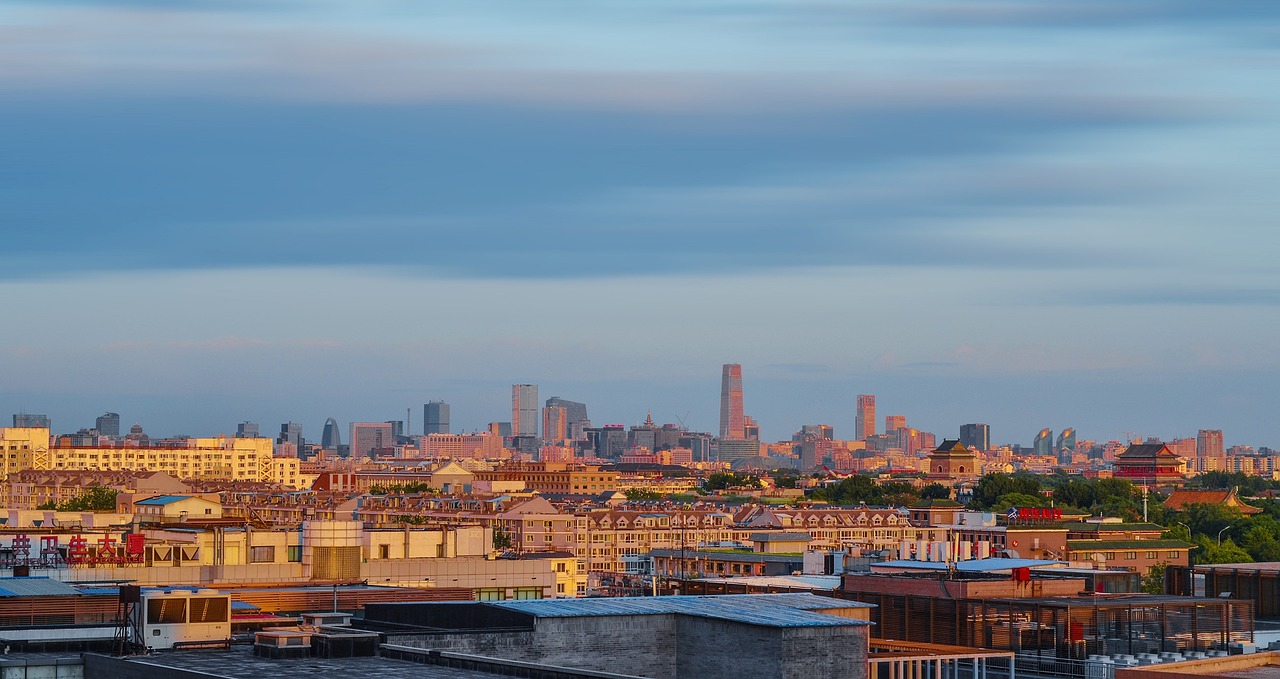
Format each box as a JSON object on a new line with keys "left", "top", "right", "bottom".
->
{"left": 491, "top": 593, "right": 873, "bottom": 628}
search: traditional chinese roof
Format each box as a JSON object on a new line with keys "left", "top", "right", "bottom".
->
{"left": 1163, "top": 488, "right": 1261, "bottom": 515}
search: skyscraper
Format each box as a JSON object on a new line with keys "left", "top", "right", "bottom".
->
{"left": 719, "top": 364, "right": 745, "bottom": 439}
{"left": 278, "top": 422, "right": 302, "bottom": 449}
{"left": 236, "top": 421, "right": 260, "bottom": 438}
{"left": 959, "top": 423, "right": 990, "bottom": 452}
{"left": 855, "top": 395, "right": 875, "bottom": 441}
{"left": 96, "top": 412, "right": 121, "bottom": 438}
{"left": 884, "top": 415, "right": 906, "bottom": 433}
{"left": 543, "top": 405, "right": 568, "bottom": 443}
{"left": 350, "top": 422, "right": 394, "bottom": 457}
{"left": 545, "top": 397, "right": 589, "bottom": 439}
{"left": 321, "top": 417, "right": 342, "bottom": 450}
{"left": 424, "top": 401, "right": 450, "bottom": 435}
{"left": 12, "top": 413, "right": 50, "bottom": 429}
{"left": 1056, "top": 428, "right": 1076, "bottom": 452}
{"left": 1033, "top": 428, "right": 1054, "bottom": 457}
{"left": 512, "top": 384, "right": 539, "bottom": 438}
{"left": 1197, "top": 429, "right": 1225, "bottom": 458}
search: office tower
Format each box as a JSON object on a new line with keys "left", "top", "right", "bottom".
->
{"left": 960, "top": 424, "right": 990, "bottom": 452}
{"left": 1056, "top": 428, "right": 1076, "bottom": 452}
{"left": 1033, "top": 428, "right": 1053, "bottom": 457}
{"left": 350, "top": 422, "right": 394, "bottom": 457}
{"left": 545, "top": 397, "right": 589, "bottom": 438}
{"left": 855, "top": 395, "right": 875, "bottom": 441}
{"left": 719, "top": 364, "right": 745, "bottom": 439}
{"left": 236, "top": 421, "right": 260, "bottom": 438}
{"left": 321, "top": 417, "right": 342, "bottom": 450}
{"left": 512, "top": 384, "right": 539, "bottom": 438}
{"left": 884, "top": 415, "right": 906, "bottom": 434}
{"left": 489, "top": 421, "right": 513, "bottom": 438}
{"left": 278, "top": 422, "right": 302, "bottom": 449}
{"left": 543, "top": 405, "right": 568, "bottom": 443}
{"left": 424, "top": 401, "right": 450, "bottom": 435}
{"left": 12, "top": 413, "right": 50, "bottom": 429}
{"left": 1197, "top": 429, "right": 1225, "bottom": 458}
{"left": 385, "top": 420, "right": 404, "bottom": 441}
{"left": 95, "top": 412, "right": 121, "bottom": 438}
{"left": 743, "top": 415, "right": 760, "bottom": 441}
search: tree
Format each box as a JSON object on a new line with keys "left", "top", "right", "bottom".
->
{"left": 492, "top": 528, "right": 513, "bottom": 550}
{"left": 42, "top": 486, "right": 118, "bottom": 512}
{"left": 991, "top": 492, "right": 1047, "bottom": 514}
{"left": 1198, "top": 538, "right": 1253, "bottom": 565}
{"left": 624, "top": 488, "right": 663, "bottom": 501}
{"left": 1141, "top": 564, "right": 1167, "bottom": 594}
{"left": 921, "top": 484, "right": 952, "bottom": 500}
{"left": 703, "top": 473, "right": 761, "bottom": 491}
{"left": 968, "top": 474, "right": 1042, "bottom": 510}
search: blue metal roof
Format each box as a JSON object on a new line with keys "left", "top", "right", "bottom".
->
{"left": 135, "top": 495, "right": 195, "bottom": 505}
{"left": 0, "top": 577, "right": 81, "bottom": 597}
{"left": 492, "top": 593, "right": 872, "bottom": 628}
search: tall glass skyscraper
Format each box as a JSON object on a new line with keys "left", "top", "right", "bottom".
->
{"left": 719, "top": 364, "right": 744, "bottom": 440}
{"left": 855, "top": 395, "right": 875, "bottom": 441}
{"left": 512, "top": 384, "right": 539, "bottom": 438}
{"left": 1033, "top": 428, "right": 1054, "bottom": 456}
{"left": 96, "top": 412, "right": 121, "bottom": 438}
{"left": 321, "top": 417, "right": 342, "bottom": 450}
{"left": 424, "top": 401, "right": 450, "bottom": 435}
{"left": 959, "top": 423, "right": 990, "bottom": 452}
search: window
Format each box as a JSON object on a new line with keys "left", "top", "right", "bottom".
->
{"left": 476, "top": 588, "right": 504, "bottom": 601}
{"left": 1125, "top": 552, "right": 1137, "bottom": 560}
{"left": 1145, "top": 551, "right": 1157, "bottom": 559}
{"left": 378, "top": 544, "right": 390, "bottom": 559}
{"left": 1167, "top": 551, "right": 1179, "bottom": 558}
{"left": 249, "top": 546, "right": 275, "bottom": 563}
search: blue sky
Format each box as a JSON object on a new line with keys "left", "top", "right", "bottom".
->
{"left": 3, "top": 1, "right": 1278, "bottom": 448}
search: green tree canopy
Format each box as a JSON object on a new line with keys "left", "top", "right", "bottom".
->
{"left": 968, "top": 473, "right": 1042, "bottom": 510}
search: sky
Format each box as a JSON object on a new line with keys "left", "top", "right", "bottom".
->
{"left": 2, "top": 1, "right": 1279, "bottom": 448}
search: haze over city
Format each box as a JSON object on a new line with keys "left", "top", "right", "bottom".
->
{"left": 4, "top": 1, "right": 1278, "bottom": 446}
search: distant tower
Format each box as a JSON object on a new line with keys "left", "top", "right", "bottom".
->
{"left": 12, "top": 413, "right": 50, "bottom": 429}
{"left": 236, "top": 421, "right": 260, "bottom": 438}
{"left": 321, "top": 418, "right": 342, "bottom": 450}
{"left": 1196, "top": 429, "right": 1225, "bottom": 458}
{"left": 512, "top": 384, "right": 539, "bottom": 438}
{"left": 719, "top": 364, "right": 745, "bottom": 439}
{"left": 959, "top": 423, "right": 990, "bottom": 452}
{"left": 1056, "top": 428, "right": 1076, "bottom": 452}
{"left": 424, "top": 401, "right": 450, "bottom": 435}
{"left": 543, "top": 405, "right": 568, "bottom": 443}
{"left": 884, "top": 415, "right": 906, "bottom": 434}
{"left": 1033, "top": 428, "right": 1054, "bottom": 456}
{"left": 96, "top": 412, "right": 121, "bottom": 438}
{"left": 350, "top": 422, "right": 394, "bottom": 457}
{"left": 279, "top": 422, "right": 302, "bottom": 449}
{"left": 855, "top": 395, "right": 875, "bottom": 441}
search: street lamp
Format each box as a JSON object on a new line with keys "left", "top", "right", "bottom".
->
{"left": 1217, "top": 526, "right": 1229, "bottom": 546}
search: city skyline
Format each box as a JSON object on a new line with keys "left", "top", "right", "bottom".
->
{"left": 4, "top": 2, "right": 1278, "bottom": 448}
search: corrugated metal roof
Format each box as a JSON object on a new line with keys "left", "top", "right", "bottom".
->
{"left": 492, "top": 593, "right": 872, "bottom": 628}
{"left": 0, "top": 577, "right": 83, "bottom": 597}
{"left": 693, "top": 575, "right": 841, "bottom": 591}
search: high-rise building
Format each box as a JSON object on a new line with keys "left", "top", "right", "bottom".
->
{"left": 543, "top": 405, "right": 569, "bottom": 443}
{"left": 959, "top": 423, "right": 990, "bottom": 452}
{"left": 1033, "top": 428, "right": 1054, "bottom": 457}
{"left": 545, "top": 397, "right": 589, "bottom": 439}
{"left": 855, "top": 395, "right": 875, "bottom": 441}
{"left": 12, "top": 414, "right": 50, "bottom": 429}
{"left": 278, "top": 422, "right": 302, "bottom": 449}
{"left": 321, "top": 417, "right": 342, "bottom": 450}
{"left": 719, "top": 364, "right": 745, "bottom": 440}
{"left": 1197, "top": 429, "right": 1225, "bottom": 458}
{"left": 236, "top": 421, "right": 260, "bottom": 438}
{"left": 350, "top": 422, "right": 395, "bottom": 457}
{"left": 1056, "top": 428, "right": 1076, "bottom": 452}
{"left": 884, "top": 415, "right": 906, "bottom": 434}
{"left": 512, "top": 384, "right": 539, "bottom": 438}
{"left": 424, "top": 401, "right": 450, "bottom": 435}
{"left": 95, "top": 412, "right": 121, "bottom": 438}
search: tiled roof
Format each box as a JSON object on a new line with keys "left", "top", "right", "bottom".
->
{"left": 1163, "top": 490, "right": 1261, "bottom": 514}
{"left": 1065, "top": 539, "right": 1194, "bottom": 550}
